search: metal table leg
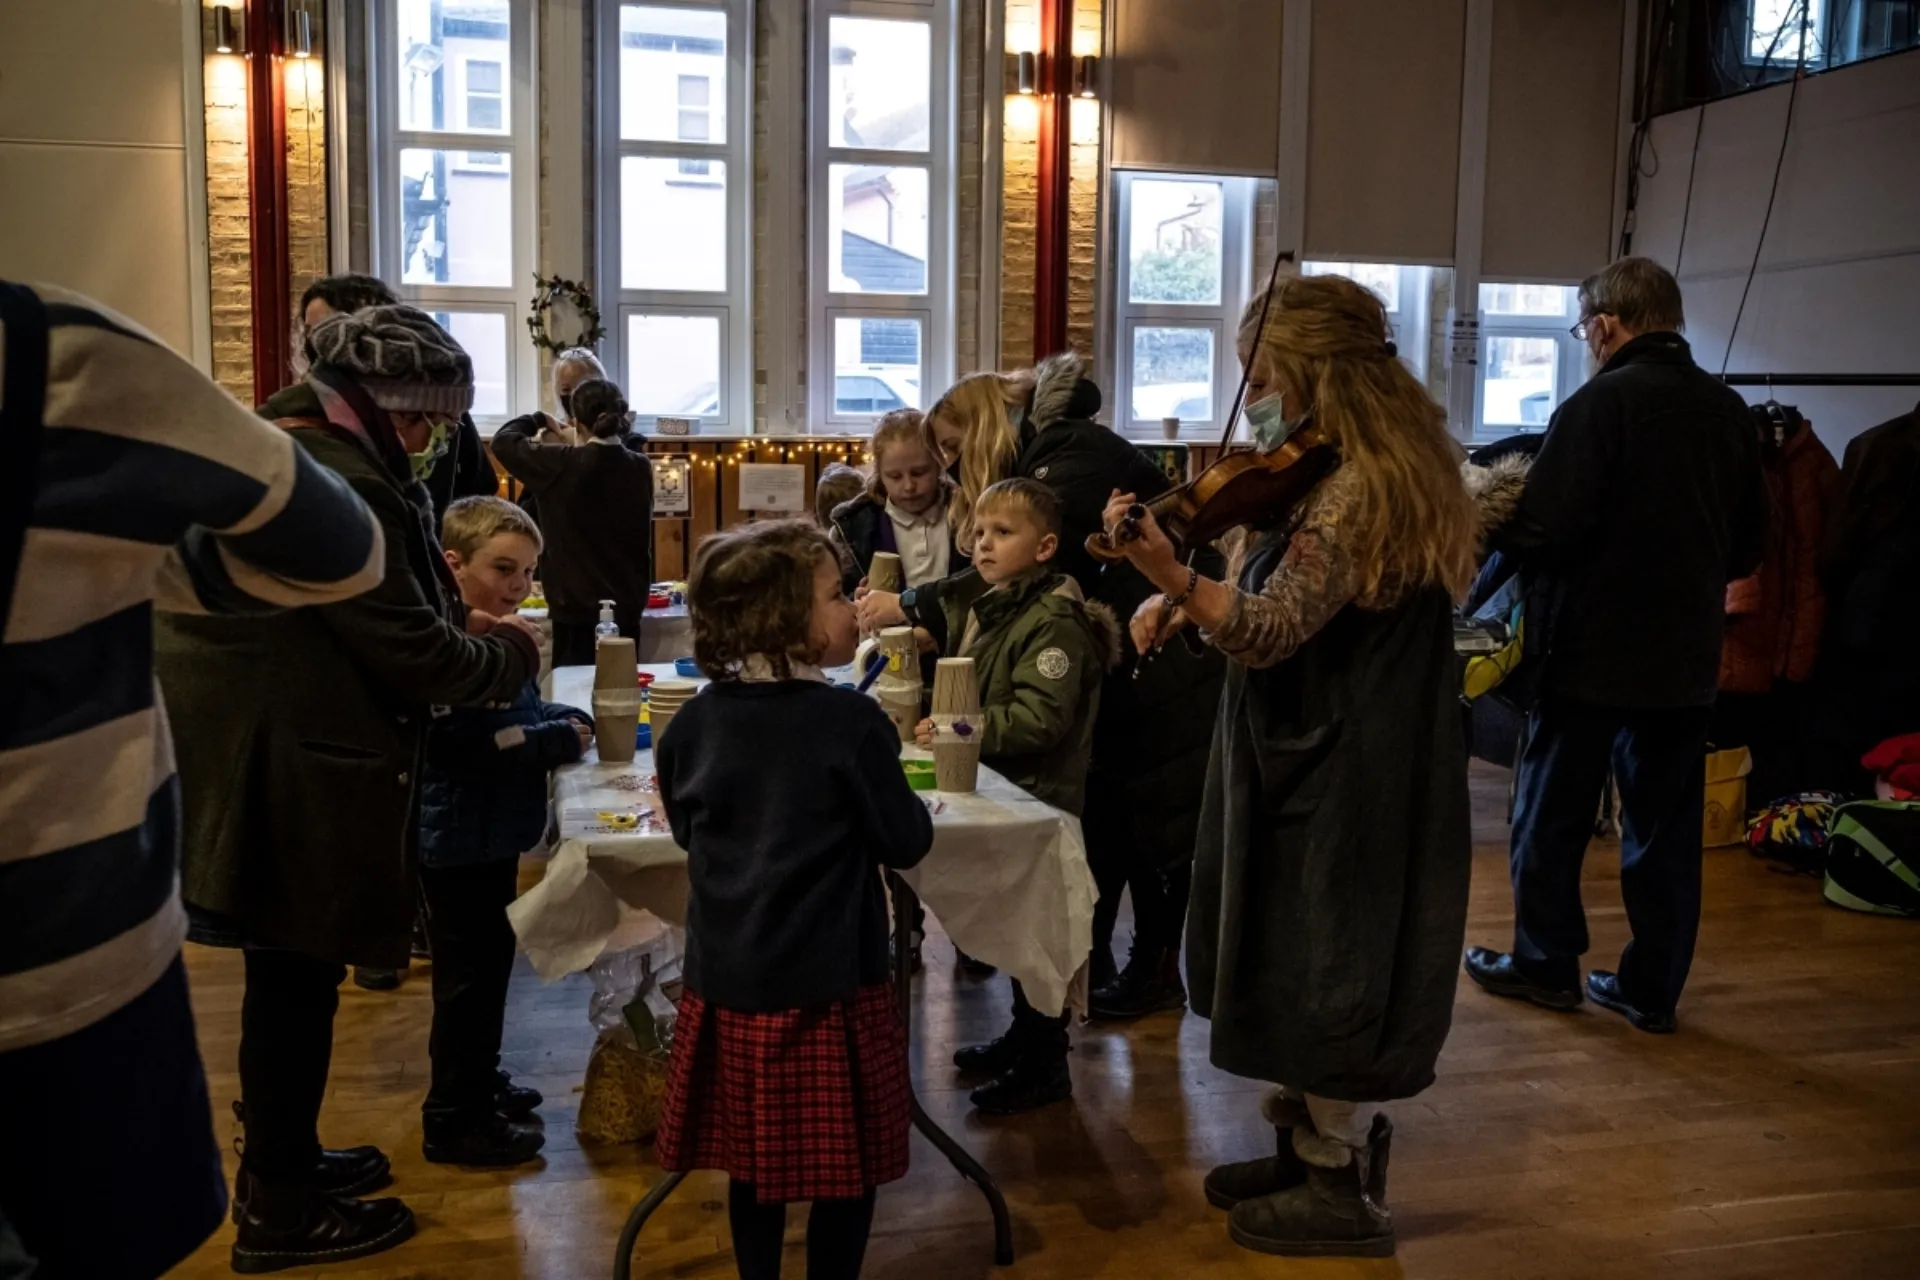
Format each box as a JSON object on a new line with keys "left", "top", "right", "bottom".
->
{"left": 610, "top": 877, "right": 1017, "bottom": 1277}
{"left": 890, "top": 872, "right": 1016, "bottom": 1267}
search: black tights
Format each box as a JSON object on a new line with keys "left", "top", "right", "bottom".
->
{"left": 727, "top": 1181, "right": 875, "bottom": 1280}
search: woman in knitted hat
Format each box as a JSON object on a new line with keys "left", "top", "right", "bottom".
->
{"left": 157, "top": 306, "right": 546, "bottom": 1272}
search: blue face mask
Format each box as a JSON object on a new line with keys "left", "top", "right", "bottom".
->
{"left": 1243, "top": 392, "right": 1309, "bottom": 451}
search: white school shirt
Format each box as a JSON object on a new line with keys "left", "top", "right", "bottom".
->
{"left": 887, "top": 498, "right": 951, "bottom": 587}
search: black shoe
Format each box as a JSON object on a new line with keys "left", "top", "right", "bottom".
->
{"left": 1205, "top": 1123, "right": 1307, "bottom": 1211}
{"left": 229, "top": 1103, "right": 391, "bottom": 1223}
{"left": 1089, "top": 946, "right": 1188, "bottom": 1021}
{"left": 970, "top": 1054, "right": 1072, "bottom": 1115}
{"left": 353, "top": 967, "right": 403, "bottom": 991}
{"left": 1586, "top": 971, "right": 1677, "bottom": 1034}
{"left": 230, "top": 1167, "right": 416, "bottom": 1274}
{"left": 953, "top": 1021, "right": 1026, "bottom": 1078}
{"left": 1462, "top": 947, "right": 1582, "bottom": 1011}
{"left": 422, "top": 1113, "right": 546, "bottom": 1167}
{"left": 956, "top": 949, "right": 997, "bottom": 978}
{"left": 495, "top": 1070, "right": 543, "bottom": 1120}
{"left": 1227, "top": 1156, "right": 1394, "bottom": 1258}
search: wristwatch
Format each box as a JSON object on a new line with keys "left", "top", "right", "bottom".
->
{"left": 899, "top": 585, "right": 921, "bottom": 623}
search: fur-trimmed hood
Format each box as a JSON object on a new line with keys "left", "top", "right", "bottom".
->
{"left": 1461, "top": 453, "right": 1530, "bottom": 549}
{"left": 1028, "top": 351, "right": 1103, "bottom": 433}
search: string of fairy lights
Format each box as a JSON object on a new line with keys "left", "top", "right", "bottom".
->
{"left": 686, "top": 439, "right": 875, "bottom": 470}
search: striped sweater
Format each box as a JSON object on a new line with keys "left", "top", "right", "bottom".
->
{"left": 0, "top": 283, "right": 386, "bottom": 1053}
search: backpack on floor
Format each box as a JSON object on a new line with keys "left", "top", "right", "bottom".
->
{"left": 1745, "top": 790, "right": 1848, "bottom": 875}
{"left": 1822, "top": 801, "right": 1920, "bottom": 918}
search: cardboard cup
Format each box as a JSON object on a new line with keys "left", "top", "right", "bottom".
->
{"left": 868, "top": 551, "right": 905, "bottom": 595}
{"left": 1161, "top": 416, "right": 1182, "bottom": 441}
{"left": 592, "top": 691, "right": 644, "bottom": 764}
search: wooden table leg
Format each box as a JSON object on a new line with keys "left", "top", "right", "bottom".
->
{"left": 890, "top": 872, "right": 1016, "bottom": 1267}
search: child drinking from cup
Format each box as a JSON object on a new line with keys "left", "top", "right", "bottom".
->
{"left": 829, "top": 409, "right": 957, "bottom": 596}
{"left": 656, "top": 520, "right": 935, "bottom": 1280}
{"left": 913, "top": 479, "right": 1119, "bottom": 1113}
{"left": 418, "top": 497, "right": 592, "bottom": 1166}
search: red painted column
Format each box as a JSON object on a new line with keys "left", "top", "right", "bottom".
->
{"left": 246, "top": 0, "right": 293, "bottom": 401}
{"left": 1031, "top": 0, "right": 1074, "bottom": 363}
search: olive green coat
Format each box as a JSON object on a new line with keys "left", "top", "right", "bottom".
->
{"left": 941, "top": 571, "right": 1121, "bottom": 816}
{"left": 156, "top": 415, "right": 536, "bottom": 968}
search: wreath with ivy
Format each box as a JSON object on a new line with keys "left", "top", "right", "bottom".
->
{"left": 526, "top": 273, "right": 605, "bottom": 354}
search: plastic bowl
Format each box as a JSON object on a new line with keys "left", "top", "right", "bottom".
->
{"left": 635, "top": 670, "right": 656, "bottom": 690}
{"left": 902, "top": 759, "right": 937, "bottom": 792}
{"left": 674, "top": 657, "right": 702, "bottom": 679}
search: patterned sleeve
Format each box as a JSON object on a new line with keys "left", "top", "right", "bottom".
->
{"left": 1206, "top": 467, "right": 1365, "bottom": 670}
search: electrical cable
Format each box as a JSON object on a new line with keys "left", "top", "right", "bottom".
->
{"left": 1671, "top": 101, "right": 1705, "bottom": 277}
{"left": 1719, "top": 0, "right": 1811, "bottom": 375}
{"left": 1617, "top": 0, "right": 1680, "bottom": 258}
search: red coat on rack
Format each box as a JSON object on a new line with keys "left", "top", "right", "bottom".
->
{"left": 1720, "top": 419, "right": 1841, "bottom": 693}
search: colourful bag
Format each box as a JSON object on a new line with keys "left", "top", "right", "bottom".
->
{"left": 1822, "top": 802, "right": 1920, "bottom": 918}
{"left": 1744, "top": 790, "right": 1847, "bottom": 874}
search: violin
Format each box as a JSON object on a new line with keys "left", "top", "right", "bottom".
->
{"left": 1087, "top": 419, "right": 1337, "bottom": 564}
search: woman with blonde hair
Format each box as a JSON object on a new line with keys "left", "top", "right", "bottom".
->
{"left": 1100, "top": 271, "right": 1476, "bottom": 1259}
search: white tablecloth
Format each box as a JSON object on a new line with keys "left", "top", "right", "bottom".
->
{"left": 507, "top": 665, "right": 1097, "bottom": 1016}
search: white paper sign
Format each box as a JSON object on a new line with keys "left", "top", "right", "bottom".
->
{"left": 652, "top": 455, "right": 691, "bottom": 516}
{"left": 738, "top": 463, "right": 806, "bottom": 513}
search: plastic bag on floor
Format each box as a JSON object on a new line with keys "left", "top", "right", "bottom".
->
{"left": 577, "top": 920, "right": 682, "bottom": 1145}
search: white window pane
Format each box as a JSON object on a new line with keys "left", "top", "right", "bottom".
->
{"left": 828, "top": 18, "right": 931, "bottom": 152}
{"left": 1483, "top": 336, "right": 1558, "bottom": 427}
{"left": 1749, "top": 1, "right": 1822, "bottom": 62}
{"left": 1479, "top": 282, "right": 1572, "bottom": 317}
{"left": 1131, "top": 327, "right": 1215, "bottom": 422}
{"left": 425, "top": 310, "right": 509, "bottom": 416}
{"left": 620, "top": 6, "right": 728, "bottom": 143}
{"left": 833, "top": 317, "right": 922, "bottom": 415}
{"left": 621, "top": 157, "right": 727, "bottom": 291}
{"left": 398, "top": 0, "right": 510, "bottom": 134}
{"left": 827, "top": 165, "right": 928, "bottom": 295}
{"left": 628, "top": 315, "right": 722, "bottom": 417}
{"left": 399, "top": 149, "right": 514, "bottom": 286}
{"left": 1303, "top": 261, "right": 1400, "bottom": 311}
{"left": 1128, "top": 179, "right": 1224, "bottom": 305}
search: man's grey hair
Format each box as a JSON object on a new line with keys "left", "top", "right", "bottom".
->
{"left": 1578, "top": 257, "right": 1686, "bottom": 335}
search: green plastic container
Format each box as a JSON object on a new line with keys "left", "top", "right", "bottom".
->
{"left": 902, "top": 759, "right": 937, "bottom": 792}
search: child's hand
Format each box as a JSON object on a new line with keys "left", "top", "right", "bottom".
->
{"left": 914, "top": 717, "right": 935, "bottom": 748}
{"left": 857, "top": 589, "right": 907, "bottom": 633}
{"left": 573, "top": 721, "right": 594, "bottom": 753}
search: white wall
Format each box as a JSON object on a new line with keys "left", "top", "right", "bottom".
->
{"left": 1631, "top": 48, "right": 1920, "bottom": 456}
{"left": 0, "top": 0, "right": 207, "bottom": 364}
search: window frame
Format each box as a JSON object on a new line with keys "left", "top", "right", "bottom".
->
{"left": 597, "top": 0, "right": 754, "bottom": 434}
{"left": 1472, "top": 281, "right": 1585, "bottom": 442}
{"left": 806, "top": 0, "right": 957, "bottom": 431}
{"left": 1744, "top": 0, "right": 1828, "bottom": 67}
{"left": 1111, "top": 170, "right": 1255, "bottom": 442}
{"left": 368, "top": 0, "right": 539, "bottom": 427}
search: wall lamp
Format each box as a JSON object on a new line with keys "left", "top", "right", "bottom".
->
{"left": 1072, "top": 54, "right": 1100, "bottom": 100}
{"left": 1007, "top": 50, "right": 1038, "bottom": 95}
{"left": 288, "top": 0, "right": 314, "bottom": 58}
{"left": 214, "top": 4, "right": 243, "bottom": 55}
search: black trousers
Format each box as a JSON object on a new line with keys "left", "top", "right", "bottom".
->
{"left": 1009, "top": 981, "right": 1069, "bottom": 1058}
{"left": 553, "top": 608, "right": 642, "bottom": 668}
{"left": 420, "top": 858, "right": 521, "bottom": 1125}
{"left": 1091, "top": 864, "right": 1192, "bottom": 966}
{"left": 240, "top": 947, "right": 348, "bottom": 1183}
{"left": 0, "top": 958, "right": 228, "bottom": 1278}
{"left": 1509, "top": 698, "right": 1712, "bottom": 1017}
{"left": 727, "top": 1181, "right": 875, "bottom": 1280}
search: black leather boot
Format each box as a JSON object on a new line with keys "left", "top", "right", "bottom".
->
{"left": 230, "top": 1103, "right": 391, "bottom": 1223}
{"left": 494, "top": 1070, "right": 543, "bottom": 1120}
{"left": 969, "top": 1051, "right": 1072, "bottom": 1115}
{"left": 1226, "top": 1152, "right": 1394, "bottom": 1258}
{"left": 953, "top": 1014, "right": 1028, "bottom": 1077}
{"left": 422, "top": 1111, "right": 545, "bottom": 1168}
{"left": 230, "top": 1165, "right": 415, "bottom": 1274}
{"left": 1089, "top": 946, "right": 1188, "bottom": 1021}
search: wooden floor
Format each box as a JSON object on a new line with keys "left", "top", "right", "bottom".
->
{"left": 170, "top": 763, "right": 1920, "bottom": 1279}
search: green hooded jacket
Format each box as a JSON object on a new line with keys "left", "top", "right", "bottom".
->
{"left": 940, "top": 570, "right": 1121, "bottom": 816}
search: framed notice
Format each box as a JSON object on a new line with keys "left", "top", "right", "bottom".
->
{"left": 653, "top": 455, "right": 691, "bottom": 516}
{"left": 738, "top": 463, "right": 806, "bottom": 513}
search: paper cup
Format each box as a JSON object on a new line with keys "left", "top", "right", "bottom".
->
{"left": 1161, "top": 416, "right": 1181, "bottom": 441}
{"left": 592, "top": 691, "right": 644, "bottom": 764}
{"left": 868, "top": 551, "right": 905, "bottom": 595}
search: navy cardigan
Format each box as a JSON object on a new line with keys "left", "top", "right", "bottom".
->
{"left": 420, "top": 681, "right": 590, "bottom": 867}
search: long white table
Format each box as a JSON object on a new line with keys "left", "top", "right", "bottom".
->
{"left": 511, "top": 664, "right": 1096, "bottom": 1019}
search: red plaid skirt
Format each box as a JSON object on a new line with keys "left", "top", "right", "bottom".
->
{"left": 656, "top": 984, "right": 911, "bottom": 1203}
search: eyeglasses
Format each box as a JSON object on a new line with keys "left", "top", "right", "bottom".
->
{"left": 1570, "top": 313, "right": 1609, "bottom": 341}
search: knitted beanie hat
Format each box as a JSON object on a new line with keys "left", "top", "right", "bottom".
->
{"left": 307, "top": 304, "right": 475, "bottom": 416}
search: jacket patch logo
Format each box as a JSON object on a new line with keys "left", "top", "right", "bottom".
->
{"left": 1033, "top": 465, "right": 1050, "bottom": 479}
{"left": 1036, "top": 647, "right": 1071, "bottom": 680}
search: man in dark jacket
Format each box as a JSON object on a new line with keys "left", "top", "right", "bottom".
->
{"left": 1466, "top": 257, "right": 1768, "bottom": 1034}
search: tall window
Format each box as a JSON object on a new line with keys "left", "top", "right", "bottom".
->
{"left": 370, "top": 0, "right": 536, "bottom": 422}
{"left": 1111, "top": 172, "right": 1255, "bottom": 440}
{"left": 1300, "top": 261, "right": 1437, "bottom": 387}
{"left": 808, "top": 0, "right": 955, "bottom": 428}
{"left": 600, "top": 0, "right": 752, "bottom": 430}
{"left": 1475, "top": 282, "right": 1584, "bottom": 440}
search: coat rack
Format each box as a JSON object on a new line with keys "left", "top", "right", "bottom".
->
{"left": 1719, "top": 374, "right": 1920, "bottom": 388}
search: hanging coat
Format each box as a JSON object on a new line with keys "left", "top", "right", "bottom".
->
{"left": 1187, "top": 531, "right": 1472, "bottom": 1103}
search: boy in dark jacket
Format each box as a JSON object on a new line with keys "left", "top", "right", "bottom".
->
{"left": 914, "top": 478, "right": 1120, "bottom": 1113}
{"left": 419, "top": 497, "right": 592, "bottom": 1166}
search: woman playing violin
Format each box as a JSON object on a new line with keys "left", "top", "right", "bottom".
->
{"left": 1099, "top": 272, "right": 1476, "bottom": 1259}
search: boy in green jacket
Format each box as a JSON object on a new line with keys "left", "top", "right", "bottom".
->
{"left": 914, "top": 478, "right": 1120, "bottom": 1112}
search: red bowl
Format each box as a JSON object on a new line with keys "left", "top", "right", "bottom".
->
{"left": 647, "top": 592, "right": 671, "bottom": 610}
{"left": 635, "top": 670, "right": 656, "bottom": 690}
